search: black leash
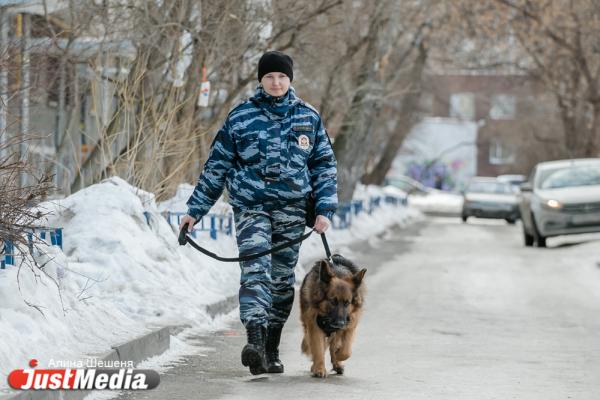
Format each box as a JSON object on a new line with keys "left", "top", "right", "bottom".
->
{"left": 178, "top": 223, "right": 331, "bottom": 262}
{"left": 320, "top": 231, "right": 332, "bottom": 259}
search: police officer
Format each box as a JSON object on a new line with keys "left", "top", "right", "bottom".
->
{"left": 179, "top": 50, "right": 338, "bottom": 375}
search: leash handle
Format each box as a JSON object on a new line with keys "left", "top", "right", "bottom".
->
{"left": 178, "top": 223, "right": 190, "bottom": 245}
{"left": 320, "top": 232, "right": 332, "bottom": 259}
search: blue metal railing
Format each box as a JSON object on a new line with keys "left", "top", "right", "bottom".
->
{"left": 2, "top": 227, "right": 63, "bottom": 269}
{"left": 1, "top": 193, "right": 408, "bottom": 268}
{"left": 162, "top": 211, "right": 234, "bottom": 240}
{"left": 163, "top": 194, "right": 407, "bottom": 239}
{"left": 369, "top": 196, "right": 381, "bottom": 214}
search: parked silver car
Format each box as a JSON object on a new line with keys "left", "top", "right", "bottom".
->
{"left": 519, "top": 158, "right": 600, "bottom": 247}
{"left": 461, "top": 177, "right": 520, "bottom": 223}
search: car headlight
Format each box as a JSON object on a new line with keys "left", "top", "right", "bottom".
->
{"left": 543, "top": 199, "right": 563, "bottom": 210}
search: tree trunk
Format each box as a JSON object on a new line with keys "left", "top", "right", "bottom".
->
{"left": 19, "top": 13, "right": 31, "bottom": 188}
{"left": 361, "top": 42, "right": 427, "bottom": 185}
{"left": 0, "top": 9, "right": 8, "bottom": 162}
{"left": 586, "top": 102, "right": 600, "bottom": 157}
{"left": 333, "top": 7, "right": 386, "bottom": 202}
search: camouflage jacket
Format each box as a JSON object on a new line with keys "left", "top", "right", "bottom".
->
{"left": 186, "top": 85, "right": 338, "bottom": 220}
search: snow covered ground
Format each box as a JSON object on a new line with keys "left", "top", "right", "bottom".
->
{"left": 0, "top": 177, "right": 421, "bottom": 393}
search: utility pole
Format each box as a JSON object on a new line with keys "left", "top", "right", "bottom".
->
{"left": 0, "top": 8, "right": 8, "bottom": 162}
{"left": 18, "top": 13, "right": 31, "bottom": 188}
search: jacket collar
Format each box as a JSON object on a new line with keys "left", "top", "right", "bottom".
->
{"left": 250, "top": 85, "right": 300, "bottom": 120}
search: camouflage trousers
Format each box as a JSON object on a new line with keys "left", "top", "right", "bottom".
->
{"left": 234, "top": 200, "right": 306, "bottom": 329}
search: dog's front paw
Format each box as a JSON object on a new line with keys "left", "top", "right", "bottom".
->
{"left": 311, "top": 363, "right": 328, "bottom": 378}
{"left": 332, "top": 363, "right": 344, "bottom": 375}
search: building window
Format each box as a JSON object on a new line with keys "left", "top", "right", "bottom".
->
{"left": 489, "top": 139, "right": 515, "bottom": 165}
{"left": 449, "top": 92, "right": 475, "bottom": 120}
{"left": 489, "top": 94, "right": 516, "bottom": 119}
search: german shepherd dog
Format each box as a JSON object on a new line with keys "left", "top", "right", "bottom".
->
{"left": 300, "top": 254, "right": 366, "bottom": 378}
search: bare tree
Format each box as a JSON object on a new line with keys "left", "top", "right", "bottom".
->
{"left": 66, "top": 0, "right": 345, "bottom": 201}
{"left": 328, "top": 0, "right": 436, "bottom": 201}
{"left": 447, "top": 0, "right": 600, "bottom": 158}
{"left": 361, "top": 39, "right": 428, "bottom": 185}
{"left": 0, "top": 132, "right": 54, "bottom": 287}
{"left": 9, "top": 0, "right": 484, "bottom": 205}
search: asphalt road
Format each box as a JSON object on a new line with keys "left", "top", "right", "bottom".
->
{"left": 116, "top": 217, "right": 600, "bottom": 400}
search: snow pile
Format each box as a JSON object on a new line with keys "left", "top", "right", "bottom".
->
{"left": 0, "top": 177, "right": 238, "bottom": 391}
{"left": 0, "top": 177, "right": 419, "bottom": 391}
{"left": 407, "top": 190, "right": 464, "bottom": 215}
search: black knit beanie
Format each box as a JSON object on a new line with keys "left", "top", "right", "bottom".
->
{"left": 257, "top": 51, "right": 294, "bottom": 82}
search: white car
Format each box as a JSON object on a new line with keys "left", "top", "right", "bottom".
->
{"left": 461, "top": 177, "right": 520, "bottom": 223}
{"left": 519, "top": 158, "right": 600, "bottom": 247}
{"left": 497, "top": 174, "right": 526, "bottom": 192}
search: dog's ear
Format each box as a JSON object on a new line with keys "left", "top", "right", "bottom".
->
{"left": 353, "top": 268, "right": 367, "bottom": 287}
{"left": 319, "top": 260, "right": 334, "bottom": 284}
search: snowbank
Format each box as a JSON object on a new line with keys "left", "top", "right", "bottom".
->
{"left": 407, "top": 190, "right": 464, "bottom": 215}
{"left": 0, "top": 178, "right": 419, "bottom": 391}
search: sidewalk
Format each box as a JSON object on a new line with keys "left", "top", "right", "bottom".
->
{"left": 0, "top": 178, "right": 420, "bottom": 396}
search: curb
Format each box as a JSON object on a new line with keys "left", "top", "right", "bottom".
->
{"left": 109, "top": 326, "right": 171, "bottom": 366}
{"left": 206, "top": 295, "right": 238, "bottom": 318}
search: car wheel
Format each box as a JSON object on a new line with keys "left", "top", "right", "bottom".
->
{"left": 506, "top": 218, "right": 516, "bottom": 225}
{"left": 461, "top": 215, "right": 468, "bottom": 223}
{"left": 523, "top": 225, "right": 534, "bottom": 247}
{"left": 531, "top": 213, "right": 547, "bottom": 248}
{"left": 537, "top": 235, "right": 547, "bottom": 248}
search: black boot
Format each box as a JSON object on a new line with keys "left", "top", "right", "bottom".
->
{"left": 241, "top": 325, "right": 267, "bottom": 375}
{"left": 265, "top": 325, "right": 284, "bottom": 373}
